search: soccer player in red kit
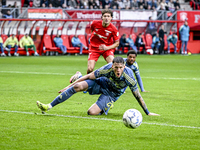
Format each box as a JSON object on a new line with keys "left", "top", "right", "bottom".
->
{"left": 70, "top": 9, "right": 119, "bottom": 83}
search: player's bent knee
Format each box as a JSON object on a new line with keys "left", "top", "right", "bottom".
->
{"left": 73, "top": 83, "right": 84, "bottom": 92}
{"left": 87, "top": 109, "right": 99, "bottom": 115}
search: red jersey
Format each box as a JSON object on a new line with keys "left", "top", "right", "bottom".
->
{"left": 90, "top": 20, "right": 119, "bottom": 49}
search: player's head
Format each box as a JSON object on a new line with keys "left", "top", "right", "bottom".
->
{"left": 101, "top": 9, "right": 113, "bottom": 26}
{"left": 112, "top": 57, "right": 125, "bottom": 78}
{"left": 25, "top": 33, "right": 28, "bottom": 37}
{"left": 184, "top": 20, "right": 188, "bottom": 26}
{"left": 11, "top": 34, "right": 15, "bottom": 38}
{"left": 127, "top": 50, "right": 137, "bottom": 65}
{"left": 172, "top": 33, "right": 176, "bottom": 37}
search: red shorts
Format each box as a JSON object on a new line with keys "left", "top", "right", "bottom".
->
{"left": 88, "top": 46, "right": 115, "bottom": 61}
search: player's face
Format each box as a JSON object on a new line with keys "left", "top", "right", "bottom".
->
{"left": 127, "top": 54, "right": 136, "bottom": 65}
{"left": 112, "top": 62, "right": 125, "bottom": 78}
{"left": 102, "top": 13, "right": 112, "bottom": 26}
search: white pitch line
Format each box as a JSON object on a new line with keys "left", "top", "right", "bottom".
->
{"left": 1, "top": 71, "right": 200, "bottom": 81}
{"left": 143, "top": 77, "right": 200, "bottom": 81}
{"left": 0, "top": 109, "right": 199, "bottom": 129}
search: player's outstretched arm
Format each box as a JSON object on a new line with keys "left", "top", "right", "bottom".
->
{"left": 58, "top": 72, "right": 96, "bottom": 93}
{"left": 131, "top": 89, "right": 159, "bottom": 116}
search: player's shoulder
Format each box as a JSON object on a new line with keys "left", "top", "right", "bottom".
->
{"left": 109, "top": 22, "right": 118, "bottom": 31}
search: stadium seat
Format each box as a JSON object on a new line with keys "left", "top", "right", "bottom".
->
{"left": 1, "top": 34, "right": 8, "bottom": 42}
{"left": 131, "top": 33, "right": 137, "bottom": 43}
{"left": 43, "top": 34, "right": 62, "bottom": 54}
{"left": 61, "top": 35, "right": 79, "bottom": 54}
{"left": 145, "top": 34, "right": 152, "bottom": 49}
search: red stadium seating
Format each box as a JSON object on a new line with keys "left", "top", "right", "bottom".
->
{"left": 145, "top": 34, "right": 152, "bottom": 49}
{"left": 43, "top": 34, "right": 62, "bottom": 54}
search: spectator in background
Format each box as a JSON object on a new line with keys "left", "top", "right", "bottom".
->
{"left": 179, "top": 20, "right": 190, "bottom": 55}
{"left": 54, "top": 0, "right": 63, "bottom": 7}
{"left": 19, "top": 33, "right": 39, "bottom": 56}
{"left": 2, "top": 10, "right": 13, "bottom": 18}
{"left": 71, "top": 33, "right": 88, "bottom": 55}
{"left": 118, "top": 0, "right": 125, "bottom": 9}
{"left": 138, "top": 0, "right": 144, "bottom": 8}
{"left": 68, "top": 0, "right": 77, "bottom": 9}
{"left": 12, "top": 2, "right": 19, "bottom": 18}
{"left": 110, "top": 0, "right": 119, "bottom": 9}
{"left": 102, "top": 0, "right": 110, "bottom": 9}
{"left": 23, "top": 0, "right": 31, "bottom": 7}
{"left": 143, "top": 0, "right": 149, "bottom": 9}
{"left": 147, "top": 16, "right": 157, "bottom": 35}
{"left": 167, "top": 0, "right": 175, "bottom": 12}
{"left": 1, "top": 0, "right": 7, "bottom": 7}
{"left": 174, "top": 0, "right": 181, "bottom": 10}
{"left": 126, "top": 34, "right": 137, "bottom": 52}
{"left": 151, "top": 6, "right": 157, "bottom": 20}
{"left": 150, "top": 0, "right": 157, "bottom": 9}
{"left": 81, "top": 0, "right": 88, "bottom": 9}
{"left": 0, "top": 35, "right": 6, "bottom": 57}
{"left": 158, "top": 24, "right": 165, "bottom": 54}
{"left": 132, "top": 0, "right": 139, "bottom": 9}
{"left": 49, "top": 3, "right": 54, "bottom": 8}
{"left": 118, "top": 34, "right": 130, "bottom": 54}
{"left": 33, "top": 0, "right": 41, "bottom": 7}
{"left": 160, "top": 0, "right": 168, "bottom": 10}
{"left": 62, "top": 3, "right": 67, "bottom": 8}
{"left": 135, "top": 33, "right": 146, "bottom": 54}
{"left": 3, "top": 34, "right": 19, "bottom": 57}
{"left": 88, "top": 0, "right": 99, "bottom": 9}
{"left": 123, "top": 0, "right": 131, "bottom": 9}
{"left": 40, "top": 0, "right": 48, "bottom": 7}
{"left": 167, "top": 33, "right": 178, "bottom": 54}
{"left": 151, "top": 33, "right": 160, "bottom": 54}
{"left": 41, "top": 3, "right": 46, "bottom": 7}
{"left": 53, "top": 33, "right": 67, "bottom": 55}
{"left": 1, "top": 4, "right": 12, "bottom": 16}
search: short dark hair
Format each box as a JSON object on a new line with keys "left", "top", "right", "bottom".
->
{"left": 113, "top": 56, "right": 124, "bottom": 64}
{"left": 102, "top": 9, "right": 113, "bottom": 17}
{"left": 127, "top": 50, "right": 137, "bottom": 57}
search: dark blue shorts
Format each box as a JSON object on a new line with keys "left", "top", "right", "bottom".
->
{"left": 85, "top": 78, "right": 118, "bottom": 115}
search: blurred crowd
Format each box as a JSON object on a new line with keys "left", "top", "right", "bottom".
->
{"left": 0, "top": 0, "right": 182, "bottom": 18}
{"left": 25, "top": 0, "right": 181, "bottom": 12}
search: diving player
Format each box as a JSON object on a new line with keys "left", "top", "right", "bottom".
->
{"left": 37, "top": 57, "right": 159, "bottom": 116}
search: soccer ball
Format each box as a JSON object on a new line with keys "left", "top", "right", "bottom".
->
{"left": 146, "top": 49, "right": 153, "bottom": 55}
{"left": 122, "top": 109, "right": 143, "bottom": 129}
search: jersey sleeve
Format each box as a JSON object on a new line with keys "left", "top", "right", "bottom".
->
{"left": 90, "top": 21, "right": 95, "bottom": 32}
{"left": 112, "top": 26, "right": 119, "bottom": 42}
{"left": 94, "top": 63, "right": 112, "bottom": 78}
{"left": 123, "top": 68, "right": 138, "bottom": 92}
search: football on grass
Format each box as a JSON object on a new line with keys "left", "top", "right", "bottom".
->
{"left": 123, "top": 109, "right": 143, "bottom": 129}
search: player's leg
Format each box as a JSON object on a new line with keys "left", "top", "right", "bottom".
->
{"left": 167, "top": 41, "right": 170, "bottom": 54}
{"left": 173, "top": 43, "right": 176, "bottom": 54}
{"left": 184, "top": 41, "right": 188, "bottom": 54}
{"left": 88, "top": 94, "right": 114, "bottom": 115}
{"left": 87, "top": 52, "right": 100, "bottom": 74}
{"left": 14, "top": 45, "right": 18, "bottom": 56}
{"left": 103, "top": 50, "right": 114, "bottom": 63}
{"left": 87, "top": 60, "right": 96, "bottom": 74}
{"left": 37, "top": 81, "right": 89, "bottom": 113}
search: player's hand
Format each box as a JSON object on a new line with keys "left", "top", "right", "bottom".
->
{"left": 142, "top": 90, "right": 149, "bottom": 92}
{"left": 99, "top": 44, "right": 108, "bottom": 51}
{"left": 148, "top": 112, "right": 160, "bottom": 116}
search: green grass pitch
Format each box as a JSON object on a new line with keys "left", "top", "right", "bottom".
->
{"left": 0, "top": 54, "right": 199, "bottom": 150}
